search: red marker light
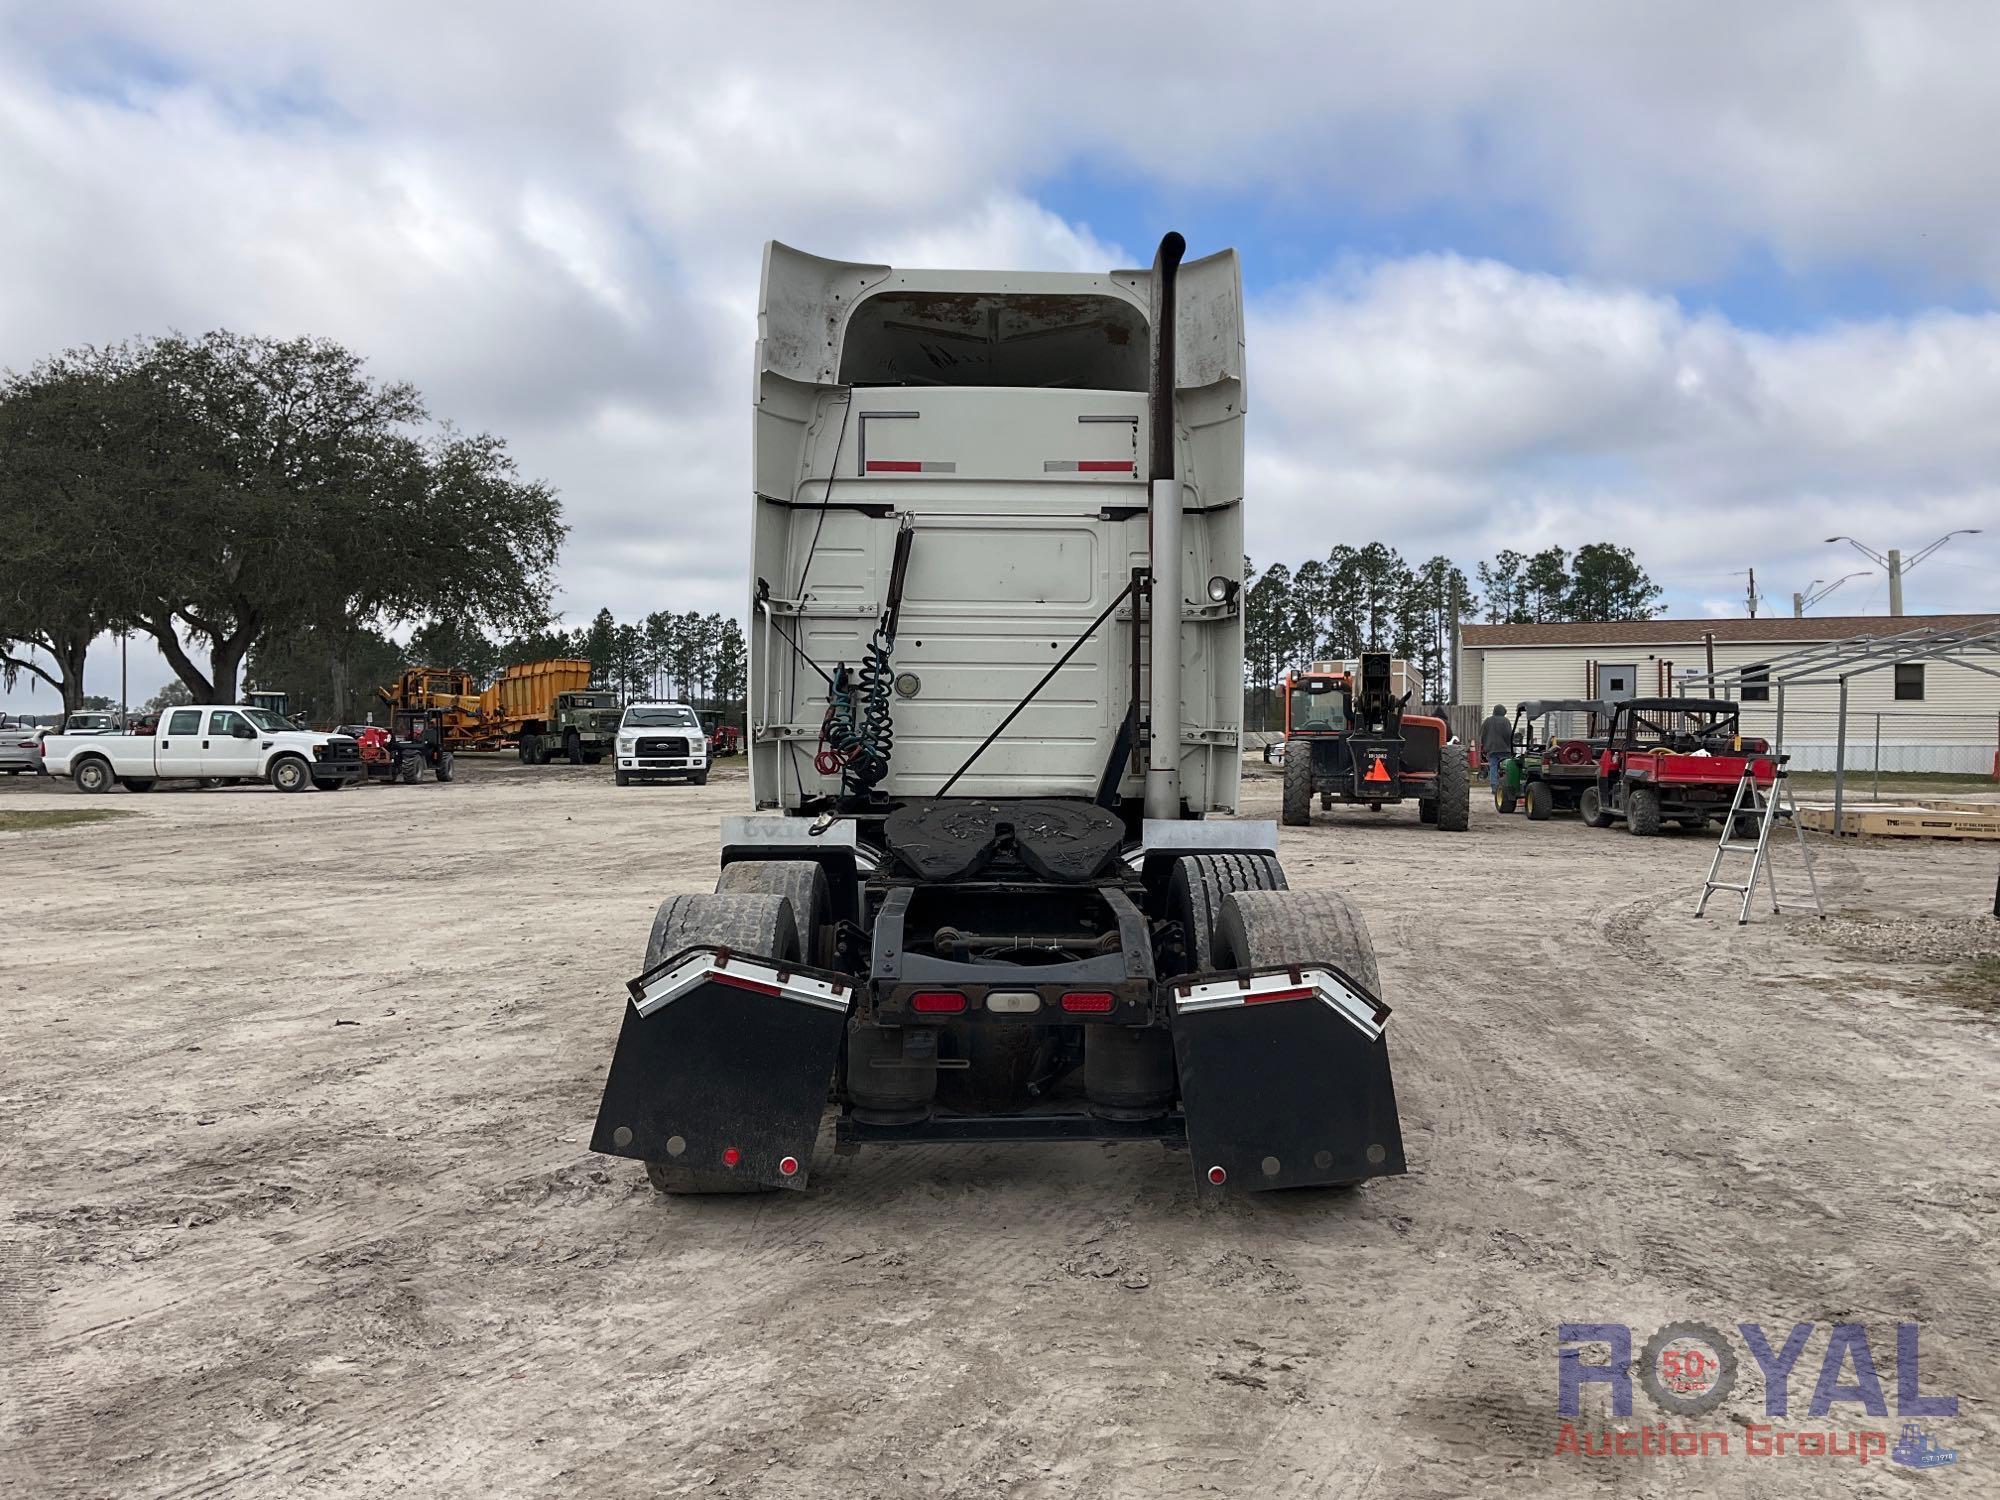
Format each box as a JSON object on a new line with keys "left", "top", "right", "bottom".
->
{"left": 910, "top": 991, "right": 966, "bottom": 1014}
{"left": 1060, "top": 991, "right": 1116, "bottom": 1014}
{"left": 1207, "top": 1166, "right": 1227, "bottom": 1185}
{"left": 721, "top": 1146, "right": 741, "bottom": 1168}
{"left": 778, "top": 1155, "right": 800, "bottom": 1177}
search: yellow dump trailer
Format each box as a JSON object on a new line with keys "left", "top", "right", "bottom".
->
{"left": 379, "top": 659, "right": 598, "bottom": 751}
{"left": 483, "top": 659, "right": 593, "bottom": 726}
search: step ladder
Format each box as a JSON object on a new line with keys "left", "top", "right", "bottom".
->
{"left": 1695, "top": 758, "right": 1825, "bottom": 926}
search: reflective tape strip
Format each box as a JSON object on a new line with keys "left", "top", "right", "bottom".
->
{"left": 1173, "top": 965, "right": 1388, "bottom": 1040}
{"left": 1043, "top": 460, "right": 1136, "bottom": 473}
{"left": 865, "top": 460, "right": 957, "bottom": 473}
{"left": 629, "top": 947, "right": 852, "bottom": 1018}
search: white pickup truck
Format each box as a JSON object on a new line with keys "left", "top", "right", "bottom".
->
{"left": 41, "top": 705, "right": 364, "bottom": 793}
{"left": 613, "top": 701, "right": 708, "bottom": 786}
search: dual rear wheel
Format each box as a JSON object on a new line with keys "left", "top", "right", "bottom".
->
{"left": 639, "top": 890, "right": 805, "bottom": 1196}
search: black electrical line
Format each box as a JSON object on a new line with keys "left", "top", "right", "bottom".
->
{"left": 936, "top": 578, "right": 1138, "bottom": 797}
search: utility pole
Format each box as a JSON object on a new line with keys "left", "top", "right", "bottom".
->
{"left": 1887, "top": 549, "right": 1903, "bottom": 617}
{"left": 1448, "top": 577, "right": 1462, "bottom": 707}
{"left": 1792, "top": 591, "right": 1804, "bottom": 619}
{"left": 1746, "top": 568, "right": 1757, "bottom": 619}
{"left": 120, "top": 631, "right": 127, "bottom": 726}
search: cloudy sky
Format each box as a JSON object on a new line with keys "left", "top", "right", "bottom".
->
{"left": 3, "top": 2, "right": 1996, "bottom": 709}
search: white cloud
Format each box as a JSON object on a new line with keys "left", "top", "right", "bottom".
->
{"left": 1248, "top": 255, "right": 1998, "bottom": 612}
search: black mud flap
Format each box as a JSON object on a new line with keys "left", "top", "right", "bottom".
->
{"left": 590, "top": 946, "right": 853, "bottom": 1190}
{"left": 1169, "top": 965, "right": 1406, "bottom": 1192}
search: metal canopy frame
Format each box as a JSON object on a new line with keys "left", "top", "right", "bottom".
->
{"left": 1674, "top": 621, "right": 2000, "bottom": 834}
{"left": 1677, "top": 621, "right": 2000, "bottom": 692}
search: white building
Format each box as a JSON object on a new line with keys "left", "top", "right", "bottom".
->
{"left": 1458, "top": 614, "right": 2000, "bottom": 772}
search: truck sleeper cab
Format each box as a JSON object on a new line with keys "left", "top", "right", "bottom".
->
{"left": 591, "top": 236, "right": 1407, "bottom": 1199}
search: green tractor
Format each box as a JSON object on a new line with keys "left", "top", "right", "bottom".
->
{"left": 518, "top": 691, "right": 623, "bottom": 766}
{"left": 1493, "top": 698, "right": 1611, "bottom": 820}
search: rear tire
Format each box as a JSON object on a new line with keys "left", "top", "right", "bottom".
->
{"left": 1418, "top": 798, "right": 1438, "bottom": 824}
{"left": 312, "top": 778, "right": 346, "bottom": 792}
{"left": 583, "top": 752, "right": 602, "bottom": 765}
{"left": 73, "top": 758, "right": 114, "bottom": 794}
{"left": 123, "top": 778, "right": 156, "bottom": 794}
{"left": 1525, "top": 780, "right": 1554, "bottom": 821}
{"left": 1433, "top": 749, "right": 1470, "bottom": 831}
{"left": 637, "top": 893, "right": 802, "bottom": 1196}
{"left": 1628, "top": 786, "right": 1662, "bottom": 836}
{"left": 1165, "top": 852, "right": 1288, "bottom": 973}
{"left": 1217, "top": 888, "right": 1381, "bottom": 994}
{"left": 435, "top": 752, "right": 455, "bottom": 782}
{"left": 397, "top": 754, "right": 421, "bottom": 784}
{"left": 1493, "top": 768, "right": 1518, "bottom": 815}
{"left": 1281, "top": 744, "right": 1313, "bottom": 826}
{"left": 566, "top": 733, "right": 584, "bottom": 766}
{"left": 1579, "top": 784, "right": 1613, "bottom": 828}
{"left": 716, "top": 859, "right": 832, "bottom": 966}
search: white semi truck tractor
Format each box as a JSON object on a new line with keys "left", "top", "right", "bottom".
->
{"left": 592, "top": 234, "right": 1406, "bottom": 1197}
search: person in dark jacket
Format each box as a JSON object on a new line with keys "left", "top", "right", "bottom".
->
{"left": 1481, "top": 705, "right": 1514, "bottom": 793}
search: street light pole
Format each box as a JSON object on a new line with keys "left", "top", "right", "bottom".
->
{"left": 1796, "top": 571, "right": 1872, "bottom": 616}
{"left": 1827, "top": 531, "right": 1981, "bottom": 616}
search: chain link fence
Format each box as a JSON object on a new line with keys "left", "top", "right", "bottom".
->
{"left": 1736, "top": 708, "right": 1998, "bottom": 781}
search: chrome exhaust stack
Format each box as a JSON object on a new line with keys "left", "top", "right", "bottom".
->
{"left": 1144, "top": 231, "right": 1187, "bottom": 822}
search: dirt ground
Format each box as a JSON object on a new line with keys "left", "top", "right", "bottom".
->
{"left": 2, "top": 757, "right": 1995, "bottom": 1498}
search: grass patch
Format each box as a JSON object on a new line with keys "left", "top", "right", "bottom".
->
{"left": 0, "top": 808, "right": 134, "bottom": 834}
{"left": 1939, "top": 957, "right": 2000, "bottom": 1015}
{"left": 1788, "top": 771, "right": 1993, "bottom": 795}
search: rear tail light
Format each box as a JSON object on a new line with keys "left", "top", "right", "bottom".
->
{"left": 721, "top": 1146, "right": 742, "bottom": 1168}
{"left": 778, "top": 1155, "right": 800, "bottom": 1177}
{"left": 910, "top": 991, "right": 966, "bottom": 1014}
{"left": 1060, "top": 991, "right": 1116, "bottom": 1014}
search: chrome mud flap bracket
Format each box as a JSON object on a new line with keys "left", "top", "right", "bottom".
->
{"left": 1169, "top": 965, "right": 1407, "bottom": 1192}
{"left": 590, "top": 946, "right": 853, "bottom": 1190}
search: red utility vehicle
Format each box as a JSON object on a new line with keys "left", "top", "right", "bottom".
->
{"left": 1581, "top": 698, "right": 1774, "bottom": 835}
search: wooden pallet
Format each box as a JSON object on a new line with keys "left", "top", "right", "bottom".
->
{"left": 1796, "top": 803, "right": 2000, "bottom": 840}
